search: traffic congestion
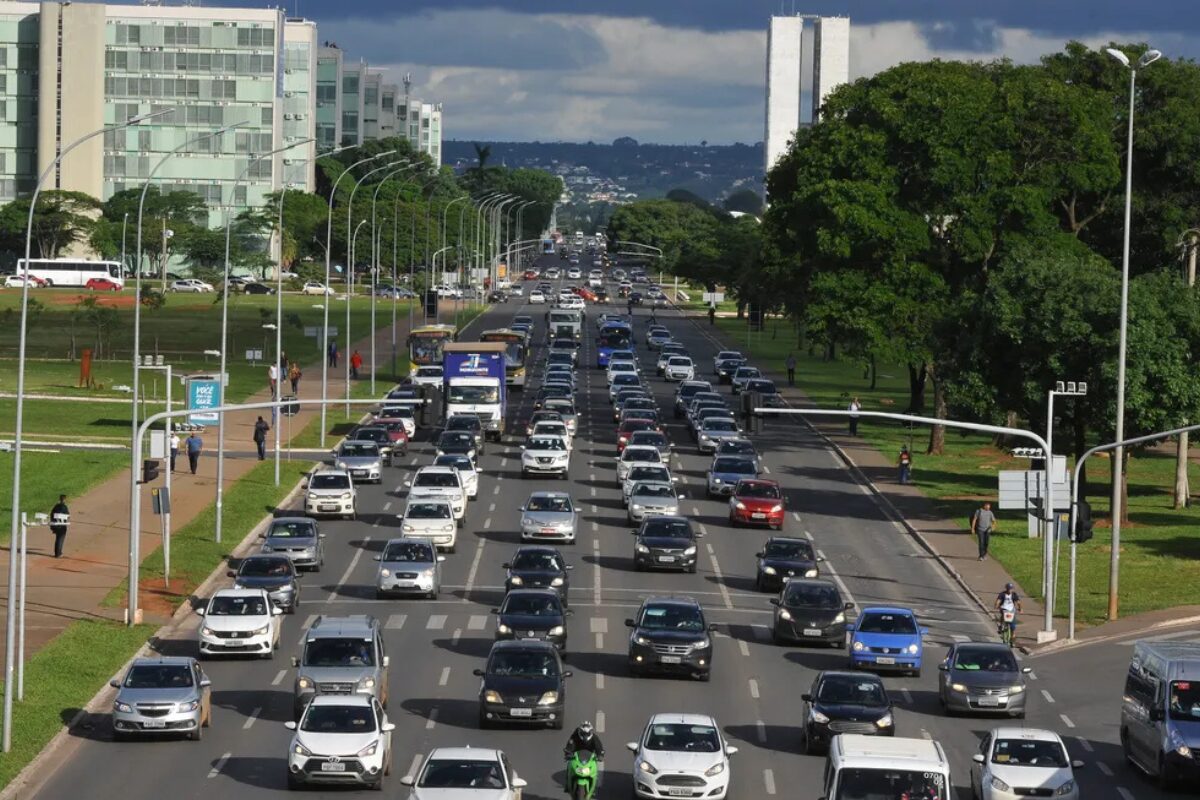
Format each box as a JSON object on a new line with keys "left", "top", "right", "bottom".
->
{"left": 32, "top": 242, "right": 1116, "bottom": 800}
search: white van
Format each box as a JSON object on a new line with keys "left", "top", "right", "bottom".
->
{"left": 821, "top": 735, "right": 951, "bottom": 800}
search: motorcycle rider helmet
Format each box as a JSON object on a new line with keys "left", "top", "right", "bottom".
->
{"left": 576, "top": 721, "right": 595, "bottom": 743}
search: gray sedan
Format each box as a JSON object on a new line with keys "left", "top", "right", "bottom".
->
{"left": 374, "top": 537, "right": 444, "bottom": 599}
{"left": 938, "top": 641, "right": 1031, "bottom": 717}
{"left": 520, "top": 492, "right": 578, "bottom": 543}
{"left": 332, "top": 441, "right": 383, "bottom": 484}
{"left": 259, "top": 517, "right": 325, "bottom": 571}
{"left": 626, "top": 482, "right": 684, "bottom": 524}
{"left": 110, "top": 657, "right": 212, "bottom": 740}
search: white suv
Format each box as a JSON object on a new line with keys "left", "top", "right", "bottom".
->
{"left": 405, "top": 466, "right": 467, "bottom": 527}
{"left": 285, "top": 695, "right": 394, "bottom": 791}
{"left": 305, "top": 467, "right": 357, "bottom": 519}
{"left": 627, "top": 713, "right": 737, "bottom": 800}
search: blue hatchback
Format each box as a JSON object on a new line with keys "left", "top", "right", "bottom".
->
{"left": 846, "top": 606, "right": 927, "bottom": 677}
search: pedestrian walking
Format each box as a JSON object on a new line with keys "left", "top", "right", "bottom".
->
{"left": 169, "top": 431, "right": 180, "bottom": 472}
{"left": 185, "top": 431, "right": 203, "bottom": 475}
{"left": 253, "top": 416, "right": 270, "bottom": 460}
{"left": 268, "top": 362, "right": 278, "bottom": 396}
{"left": 708, "top": 303, "right": 716, "bottom": 326}
{"left": 972, "top": 501, "right": 997, "bottom": 561}
{"left": 848, "top": 396, "right": 862, "bottom": 436}
{"left": 279, "top": 350, "right": 288, "bottom": 372}
{"left": 328, "top": 340, "right": 339, "bottom": 368}
{"left": 350, "top": 350, "right": 363, "bottom": 380}
{"left": 785, "top": 352, "right": 797, "bottom": 387}
{"left": 897, "top": 445, "right": 913, "bottom": 485}
{"left": 49, "top": 494, "right": 70, "bottom": 559}
{"left": 288, "top": 362, "right": 302, "bottom": 394}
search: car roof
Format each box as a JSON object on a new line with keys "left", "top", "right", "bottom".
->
{"left": 528, "top": 490, "right": 570, "bottom": 499}
{"left": 513, "top": 544, "right": 562, "bottom": 555}
{"left": 309, "top": 693, "right": 373, "bottom": 707}
{"left": 312, "top": 466, "right": 351, "bottom": 477}
{"left": 646, "top": 712, "right": 717, "bottom": 726}
{"left": 505, "top": 588, "right": 561, "bottom": 599}
{"left": 988, "top": 727, "right": 1064, "bottom": 743}
{"left": 952, "top": 641, "right": 1016, "bottom": 654}
{"left": 271, "top": 516, "right": 314, "bottom": 526}
{"left": 130, "top": 656, "right": 195, "bottom": 667}
{"left": 488, "top": 639, "right": 560, "bottom": 654}
{"left": 426, "top": 747, "right": 504, "bottom": 762}
{"left": 735, "top": 478, "right": 779, "bottom": 489}
{"left": 860, "top": 606, "right": 916, "bottom": 616}
{"left": 307, "top": 614, "right": 379, "bottom": 637}
{"left": 415, "top": 465, "right": 456, "bottom": 475}
{"left": 818, "top": 669, "right": 882, "bottom": 682}
{"left": 765, "top": 536, "right": 809, "bottom": 546}
{"left": 641, "top": 595, "right": 703, "bottom": 609}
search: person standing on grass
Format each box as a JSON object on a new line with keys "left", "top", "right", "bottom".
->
{"left": 49, "top": 494, "right": 70, "bottom": 559}
{"left": 972, "top": 501, "right": 997, "bottom": 561}
{"left": 186, "top": 431, "right": 203, "bottom": 475}
{"left": 785, "top": 352, "right": 797, "bottom": 387}
{"left": 350, "top": 350, "right": 363, "bottom": 380}
{"left": 848, "top": 396, "right": 862, "bottom": 436}
{"left": 328, "top": 340, "right": 338, "bottom": 368}
{"left": 897, "top": 445, "right": 913, "bottom": 485}
{"left": 268, "top": 362, "right": 278, "bottom": 396}
{"left": 289, "top": 362, "right": 302, "bottom": 395}
{"left": 169, "top": 431, "right": 180, "bottom": 472}
{"left": 253, "top": 416, "right": 270, "bottom": 460}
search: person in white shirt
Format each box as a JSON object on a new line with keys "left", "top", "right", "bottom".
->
{"left": 169, "top": 432, "right": 181, "bottom": 472}
{"left": 848, "top": 397, "right": 862, "bottom": 436}
{"left": 268, "top": 362, "right": 278, "bottom": 396}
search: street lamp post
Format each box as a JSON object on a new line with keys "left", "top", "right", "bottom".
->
{"left": 370, "top": 164, "right": 417, "bottom": 393}
{"left": 1105, "top": 46, "right": 1161, "bottom": 620}
{"left": 1044, "top": 380, "right": 1087, "bottom": 628}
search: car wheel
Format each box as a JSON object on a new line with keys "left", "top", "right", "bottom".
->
{"left": 687, "top": 563, "right": 697, "bottom": 574}
{"left": 375, "top": 589, "right": 387, "bottom": 600}
{"left": 1159, "top": 755, "right": 1178, "bottom": 790}
{"left": 478, "top": 709, "right": 490, "bottom": 729}
{"left": 698, "top": 671, "right": 711, "bottom": 683}
{"left": 730, "top": 515, "right": 738, "bottom": 529}
{"left": 370, "top": 777, "right": 384, "bottom": 792}
{"left": 189, "top": 724, "right": 203, "bottom": 741}
{"left": 803, "top": 729, "right": 819, "bottom": 756}
{"left": 112, "top": 729, "right": 128, "bottom": 742}
{"left": 634, "top": 560, "right": 644, "bottom": 572}
{"left": 287, "top": 771, "right": 303, "bottom": 790}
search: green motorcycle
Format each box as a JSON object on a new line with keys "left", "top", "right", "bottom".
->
{"left": 565, "top": 749, "right": 599, "bottom": 800}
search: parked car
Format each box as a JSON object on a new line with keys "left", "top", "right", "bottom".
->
{"left": 475, "top": 640, "right": 570, "bottom": 729}
{"left": 241, "top": 282, "right": 276, "bottom": 295}
{"left": 195, "top": 588, "right": 282, "bottom": 659}
{"left": 110, "top": 657, "right": 212, "bottom": 741}
{"left": 284, "top": 695, "right": 394, "bottom": 790}
{"left": 374, "top": 536, "right": 445, "bottom": 598}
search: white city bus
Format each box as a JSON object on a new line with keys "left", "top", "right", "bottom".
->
{"left": 16, "top": 259, "right": 124, "bottom": 288}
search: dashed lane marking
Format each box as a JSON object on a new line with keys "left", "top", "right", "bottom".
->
{"left": 386, "top": 614, "right": 407, "bottom": 630}
{"left": 1116, "top": 787, "right": 1133, "bottom": 800}
{"left": 1041, "top": 689, "right": 1055, "bottom": 704}
{"left": 208, "top": 753, "right": 231, "bottom": 779}
{"left": 1060, "top": 714, "right": 1075, "bottom": 728}
{"left": 463, "top": 540, "right": 486, "bottom": 601}
{"left": 756, "top": 720, "right": 766, "bottom": 743}
{"left": 452, "top": 628, "right": 462, "bottom": 645}
{"left": 815, "top": 549, "right": 857, "bottom": 608}
{"left": 493, "top": 485, "right": 501, "bottom": 495}
{"left": 596, "top": 673, "right": 605, "bottom": 690}
{"left": 468, "top": 615, "right": 487, "bottom": 630}
{"left": 426, "top": 615, "right": 447, "bottom": 630}
{"left": 1076, "top": 737, "right": 1094, "bottom": 753}
{"left": 298, "top": 614, "right": 317, "bottom": 644}
{"left": 739, "top": 640, "right": 750, "bottom": 657}
{"left": 488, "top": 502, "right": 496, "bottom": 513}
{"left": 484, "top": 518, "right": 492, "bottom": 529}
{"left": 426, "top": 707, "right": 438, "bottom": 730}
{"left": 901, "top": 688, "right": 913, "bottom": 705}
{"left": 1097, "top": 762, "right": 1113, "bottom": 777}
{"left": 406, "top": 754, "right": 423, "bottom": 781}
{"left": 596, "top": 710, "right": 606, "bottom": 733}
{"left": 328, "top": 536, "right": 371, "bottom": 604}
{"left": 802, "top": 530, "right": 813, "bottom": 541}
{"left": 382, "top": 501, "right": 392, "bottom": 511}
{"left": 791, "top": 512, "right": 801, "bottom": 522}
{"left": 439, "top": 667, "right": 451, "bottom": 687}
{"left": 749, "top": 679, "right": 760, "bottom": 699}
{"left": 243, "top": 707, "right": 261, "bottom": 730}
{"left": 764, "top": 769, "right": 776, "bottom": 796}
{"left": 272, "top": 669, "right": 287, "bottom": 686}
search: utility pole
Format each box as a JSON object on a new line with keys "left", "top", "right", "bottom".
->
{"left": 1175, "top": 228, "right": 1200, "bottom": 508}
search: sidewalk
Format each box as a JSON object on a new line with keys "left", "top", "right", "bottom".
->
{"left": 0, "top": 318, "right": 412, "bottom": 665}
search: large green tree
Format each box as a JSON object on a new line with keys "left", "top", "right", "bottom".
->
{"left": 0, "top": 190, "right": 102, "bottom": 259}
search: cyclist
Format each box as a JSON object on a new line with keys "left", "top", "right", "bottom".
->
{"left": 994, "top": 583, "right": 1022, "bottom": 644}
{"left": 564, "top": 720, "right": 605, "bottom": 762}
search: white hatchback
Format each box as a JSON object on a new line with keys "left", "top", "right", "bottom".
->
{"left": 529, "top": 290, "right": 547, "bottom": 304}
{"left": 195, "top": 588, "right": 281, "bottom": 659}
{"left": 972, "top": 728, "right": 1081, "bottom": 800}
{"left": 627, "top": 713, "right": 736, "bottom": 800}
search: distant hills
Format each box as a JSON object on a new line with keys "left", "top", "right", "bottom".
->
{"left": 443, "top": 138, "right": 764, "bottom": 203}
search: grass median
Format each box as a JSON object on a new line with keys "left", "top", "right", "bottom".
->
{"left": 713, "top": 315, "right": 1200, "bottom": 627}
{"left": 0, "top": 449, "right": 129, "bottom": 547}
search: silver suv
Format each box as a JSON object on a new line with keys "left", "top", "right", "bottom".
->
{"left": 293, "top": 615, "right": 389, "bottom": 720}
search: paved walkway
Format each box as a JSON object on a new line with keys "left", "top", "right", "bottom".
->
{"left": 0, "top": 319, "right": 413, "bottom": 664}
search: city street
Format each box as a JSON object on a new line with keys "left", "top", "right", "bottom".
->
{"left": 21, "top": 259, "right": 1178, "bottom": 799}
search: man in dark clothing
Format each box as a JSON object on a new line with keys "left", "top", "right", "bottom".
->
{"left": 564, "top": 721, "right": 605, "bottom": 761}
{"left": 50, "top": 495, "right": 70, "bottom": 559}
{"left": 708, "top": 303, "right": 716, "bottom": 326}
{"left": 327, "top": 341, "right": 338, "bottom": 368}
{"left": 972, "top": 501, "right": 997, "bottom": 560}
{"left": 253, "top": 416, "right": 270, "bottom": 460}
{"left": 186, "top": 432, "right": 204, "bottom": 474}
{"left": 785, "top": 353, "right": 797, "bottom": 387}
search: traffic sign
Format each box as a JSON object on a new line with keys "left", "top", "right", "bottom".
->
{"left": 998, "top": 469, "right": 1070, "bottom": 511}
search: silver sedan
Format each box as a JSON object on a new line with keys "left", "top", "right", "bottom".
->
{"left": 627, "top": 482, "right": 684, "bottom": 524}
{"left": 520, "top": 492, "right": 579, "bottom": 543}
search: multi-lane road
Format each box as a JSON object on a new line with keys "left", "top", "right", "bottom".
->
{"left": 23, "top": 254, "right": 1189, "bottom": 799}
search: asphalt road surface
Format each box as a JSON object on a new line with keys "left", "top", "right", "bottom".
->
{"left": 25, "top": 254, "right": 1182, "bottom": 799}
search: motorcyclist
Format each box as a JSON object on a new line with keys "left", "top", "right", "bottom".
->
{"left": 564, "top": 720, "right": 605, "bottom": 762}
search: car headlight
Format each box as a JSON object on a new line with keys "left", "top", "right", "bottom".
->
{"left": 538, "top": 691, "right": 559, "bottom": 706}
{"left": 498, "top": 624, "right": 512, "bottom": 634}
{"left": 833, "top": 612, "right": 845, "bottom": 624}
{"left": 549, "top": 626, "right": 565, "bottom": 636}
{"left": 770, "top": 504, "right": 783, "bottom": 513}
{"left": 201, "top": 626, "right": 215, "bottom": 637}
{"left": 402, "top": 524, "right": 416, "bottom": 532}
{"left": 421, "top": 569, "right": 435, "bottom": 578}
{"left": 951, "top": 683, "right": 968, "bottom": 693}
{"left": 379, "top": 568, "right": 391, "bottom": 577}
{"left": 683, "top": 546, "right": 697, "bottom": 556}
{"left": 1010, "top": 684, "right": 1026, "bottom": 693}
{"left": 252, "top": 625, "right": 270, "bottom": 636}
{"left": 631, "top": 504, "right": 642, "bottom": 511}
{"left": 809, "top": 709, "right": 830, "bottom": 724}
{"left": 551, "top": 577, "right": 565, "bottom": 587}
{"left": 298, "top": 676, "right": 313, "bottom": 690}
{"left": 114, "top": 700, "right": 133, "bottom": 713}
{"left": 711, "top": 477, "right": 721, "bottom": 484}
{"left": 357, "top": 740, "right": 380, "bottom": 758}
{"left": 358, "top": 677, "right": 375, "bottom": 689}
{"left": 635, "top": 635, "right": 652, "bottom": 645}
{"left": 635, "top": 544, "right": 649, "bottom": 554}
{"left": 1178, "top": 744, "right": 1193, "bottom": 758}
{"left": 906, "top": 643, "right": 920, "bottom": 655}
{"left": 178, "top": 699, "right": 200, "bottom": 712}
{"left": 734, "top": 501, "right": 746, "bottom": 510}
{"left": 704, "top": 762, "right": 726, "bottom": 777}
{"left": 638, "top": 760, "right": 658, "bottom": 775}
{"left": 778, "top": 609, "right": 792, "bottom": 621}
{"left": 484, "top": 689, "right": 503, "bottom": 704}
{"left": 509, "top": 575, "right": 524, "bottom": 586}
{"left": 1054, "top": 780, "right": 1076, "bottom": 796}
{"left": 804, "top": 568, "right": 819, "bottom": 578}
{"left": 852, "top": 641, "right": 865, "bottom": 651}
{"left": 990, "top": 776, "right": 1011, "bottom": 792}
{"left": 696, "top": 638, "right": 711, "bottom": 649}
{"left": 341, "top": 492, "right": 352, "bottom": 500}
{"left": 293, "top": 740, "right": 313, "bottom": 757}
{"left": 261, "top": 545, "right": 273, "bottom": 552}
{"left": 763, "top": 566, "right": 777, "bottom": 575}
{"left": 876, "top": 713, "right": 893, "bottom": 728}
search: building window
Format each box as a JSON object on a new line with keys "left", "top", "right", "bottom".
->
{"left": 342, "top": 75, "right": 359, "bottom": 94}
{"left": 262, "top": 106, "right": 273, "bottom": 125}
{"left": 236, "top": 27, "right": 274, "bottom": 47}
{"left": 316, "top": 83, "right": 337, "bottom": 104}
{"left": 364, "top": 86, "right": 378, "bottom": 105}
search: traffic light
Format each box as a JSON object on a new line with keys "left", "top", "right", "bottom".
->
{"left": 1071, "top": 500, "right": 1094, "bottom": 543}
{"left": 142, "top": 459, "right": 161, "bottom": 484}
{"left": 423, "top": 289, "right": 438, "bottom": 318}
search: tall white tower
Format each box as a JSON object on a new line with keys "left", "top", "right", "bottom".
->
{"left": 812, "top": 16, "right": 850, "bottom": 122}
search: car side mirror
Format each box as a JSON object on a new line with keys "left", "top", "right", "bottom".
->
{"left": 1022, "top": 666, "right": 1032, "bottom": 674}
{"left": 199, "top": 678, "right": 212, "bottom": 688}
{"left": 624, "top": 618, "right": 635, "bottom": 627}
{"left": 473, "top": 668, "right": 484, "bottom": 677}
{"left": 400, "top": 776, "right": 415, "bottom": 787}
{"left": 195, "top": 607, "right": 206, "bottom": 616}
{"left": 1151, "top": 707, "right": 1166, "bottom": 721}
{"left": 404, "top": 480, "right": 412, "bottom": 487}
{"left": 257, "top": 533, "right": 266, "bottom": 539}
{"left": 695, "top": 532, "right": 706, "bottom": 538}
{"left": 626, "top": 742, "right": 639, "bottom": 753}
{"left": 291, "top": 656, "right": 300, "bottom": 667}
{"left": 512, "top": 778, "right": 528, "bottom": 790}
{"left": 226, "top": 570, "right": 236, "bottom": 578}
{"left": 565, "top": 564, "right": 575, "bottom": 571}
{"left": 678, "top": 494, "right": 686, "bottom": 500}
{"left": 381, "top": 722, "right": 396, "bottom": 732}
{"left": 519, "top": 445, "right": 526, "bottom": 450}
{"left": 817, "top": 556, "right": 825, "bottom": 562}
{"left": 726, "top": 746, "right": 739, "bottom": 756}
{"left": 1071, "top": 760, "right": 1085, "bottom": 769}
{"left": 109, "top": 679, "right": 121, "bottom": 688}
{"left": 845, "top": 623, "right": 856, "bottom": 632}
{"left": 755, "top": 552, "right": 764, "bottom": 558}
{"left": 972, "top": 754, "right": 985, "bottom": 764}
{"left": 708, "top": 623, "right": 718, "bottom": 632}
{"left": 373, "top": 555, "right": 381, "bottom": 561}
{"left": 630, "top": 529, "right": 639, "bottom": 535}
{"left": 272, "top": 607, "right": 283, "bottom": 616}
{"left": 285, "top": 721, "right": 297, "bottom": 730}
{"left": 491, "top": 608, "right": 500, "bottom": 614}
{"left": 437, "top": 556, "right": 446, "bottom": 563}
{"left": 502, "top": 563, "right": 512, "bottom": 569}
{"left": 769, "top": 598, "right": 780, "bottom": 606}
{"left": 801, "top": 693, "right": 812, "bottom": 702}
{"left": 845, "top": 602, "right": 855, "bottom": 609}
{"left": 938, "top": 663, "right": 949, "bottom": 671}
{"left": 319, "top": 533, "right": 327, "bottom": 539}
{"left": 565, "top": 609, "right": 575, "bottom": 616}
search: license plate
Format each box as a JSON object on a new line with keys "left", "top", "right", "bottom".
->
{"left": 803, "top": 628, "right": 823, "bottom": 637}
{"left": 353, "top": 470, "right": 366, "bottom": 477}
{"left": 541, "top": 528, "right": 557, "bottom": 534}
{"left": 321, "top": 762, "right": 347, "bottom": 772}
{"left": 976, "top": 697, "right": 1001, "bottom": 707}
{"left": 752, "top": 512, "right": 766, "bottom": 519}
{"left": 657, "top": 556, "right": 675, "bottom": 563}
{"left": 659, "top": 655, "right": 682, "bottom": 664}
{"left": 667, "top": 789, "right": 692, "bottom": 797}
{"left": 142, "top": 720, "right": 167, "bottom": 729}
{"left": 320, "top": 505, "right": 338, "bottom": 512}
{"left": 875, "top": 657, "right": 896, "bottom": 665}
{"left": 510, "top": 708, "right": 533, "bottom": 718}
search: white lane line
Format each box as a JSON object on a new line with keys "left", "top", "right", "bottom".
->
{"left": 501, "top": 457, "right": 508, "bottom": 467}
{"left": 596, "top": 673, "right": 605, "bottom": 690}
{"left": 1028, "top": 670, "right": 1038, "bottom": 681}
{"left": 920, "top": 729, "right": 932, "bottom": 740}
{"left": 298, "top": 614, "right": 317, "bottom": 644}
{"left": 1057, "top": 714, "right": 1075, "bottom": 729}
{"left": 756, "top": 720, "right": 767, "bottom": 743}
{"left": 1040, "top": 689, "right": 1055, "bottom": 704}
{"left": 493, "top": 485, "right": 500, "bottom": 495}
{"left": 463, "top": 540, "right": 486, "bottom": 601}
{"left": 591, "top": 504, "right": 598, "bottom": 513}
{"left": 739, "top": 640, "right": 750, "bottom": 657}
{"left": 372, "top": 518, "right": 381, "bottom": 528}
{"left": 272, "top": 669, "right": 287, "bottom": 686}
{"left": 1076, "top": 737, "right": 1094, "bottom": 753}
{"left": 748, "top": 679, "right": 760, "bottom": 699}
{"left": 426, "top": 707, "right": 438, "bottom": 730}
{"left": 901, "top": 688, "right": 913, "bottom": 705}
{"left": 791, "top": 512, "right": 801, "bottom": 522}
{"left": 753, "top": 624, "right": 771, "bottom": 641}
{"left": 1117, "top": 787, "right": 1133, "bottom": 800}
{"left": 595, "top": 633, "right": 604, "bottom": 649}
{"left": 592, "top": 521, "right": 599, "bottom": 532}
{"left": 593, "top": 540, "right": 603, "bottom": 604}
{"left": 382, "top": 501, "right": 392, "bottom": 511}
{"left": 386, "top": 614, "right": 408, "bottom": 630}
{"left": 439, "top": 667, "right": 451, "bottom": 687}
{"left": 452, "top": 628, "right": 462, "bottom": 645}
{"left": 489, "top": 502, "right": 496, "bottom": 513}
{"left": 426, "top": 614, "right": 447, "bottom": 630}
{"left": 814, "top": 549, "right": 857, "bottom": 607}
{"left": 208, "top": 752, "right": 231, "bottom": 779}
{"left": 406, "top": 754, "right": 423, "bottom": 782}
{"left": 802, "top": 530, "right": 813, "bottom": 541}
{"left": 762, "top": 465, "right": 771, "bottom": 474}
{"left": 596, "top": 710, "right": 606, "bottom": 733}
{"left": 484, "top": 517, "right": 492, "bottom": 529}
{"left": 692, "top": 506, "right": 700, "bottom": 516}
{"left": 707, "top": 546, "right": 734, "bottom": 610}
{"left": 328, "top": 536, "right": 371, "bottom": 604}
{"left": 243, "top": 707, "right": 262, "bottom": 730}
{"left": 1097, "top": 762, "right": 1113, "bottom": 777}
{"left": 590, "top": 617, "right": 609, "bottom": 633}
{"left": 468, "top": 615, "right": 487, "bottom": 630}
{"left": 764, "top": 769, "right": 776, "bottom": 796}
{"left": 410, "top": 456, "right": 419, "bottom": 465}
{"left": 591, "top": 486, "right": 597, "bottom": 496}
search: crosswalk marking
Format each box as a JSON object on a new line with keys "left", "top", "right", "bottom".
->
{"left": 386, "top": 614, "right": 407, "bottom": 630}
{"left": 590, "top": 617, "right": 608, "bottom": 634}
{"left": 468, "top": 615, "right": 488, "bottom": 630}
{"left": 426, "top": 615, "right": 447, "bottom": 630}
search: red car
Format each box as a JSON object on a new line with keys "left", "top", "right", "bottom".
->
{"left": 523, "top": 269, "right": 538, "bottom": 280}
{"left": 577, "top": 287, "right": 597, "bottom": 302}
{"left": 85, "top": 277, "right": 121, "bottom": 292}
{"left": 729, "top": 479, "right": 786, "bottom": 529}
{"left": 371, "top": 416, "right": 411, "bottom": 454}
{"left": 616, "top": 418, "right": 658, "bottom": 452}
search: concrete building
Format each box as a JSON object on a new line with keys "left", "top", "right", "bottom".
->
{"left": 282, "top": 19, "right": 318, "bottom": 192}
{"left": 315, "top": 45, "right": 343, "bottom": 150}
{"left": 812, "top": 16, "right": 850, "bottom": 123}
{"left": 339, "top": 59, "right": 365, "bottom": 147}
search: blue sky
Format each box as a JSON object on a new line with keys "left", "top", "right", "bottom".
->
{"left": 217, "top": 1, "right": 1195, "bottom": 144}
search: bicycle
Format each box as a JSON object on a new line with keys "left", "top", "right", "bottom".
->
{"left": 997, "top": 610, "right": 1016, "bottom": 646}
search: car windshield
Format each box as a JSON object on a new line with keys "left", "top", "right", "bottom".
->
{"left": 835, "top": 768, "right": 947, "bottom": 799}
{"left": 645, "top": 723, "right": 720, "bottom": 752}
{"left": 404, "top": 503, "right": 451, "bottom": 521}
{"left": 534, "top": 424, "right": 568, "bottom": 437}
{"left": 419, "top": 759, "right": 507, "bottom": 790}
{"left": 310, "top": 473, "right": 350, "bottom": 490}
{"left": 512, "top": 550, "right": 563, "bottom": 570}
{"left": 529, "top": 437, "right": 566, "bottom": 452}
{"left": 624, "top": 399, "right": 655, "bottom": 410}
{"left": 764, "top": 540, "right": 813, "bottom": 560}
{"left": 526, "top": 495, "right": 572, "bottom": 512}
{"left": 209, "top": 595, "right": 268, "bottom": 615}
{"left": 614, "top": 374, "right": 640, "bottom": 386}
{"left": 415, "top": 472, "right": 459, "bottom": 488}
{"left": 817, "top": 676, "right": 887, "bottom": 705}
{"left": 668, "top": 357, "right": 691, "bottom": 366}
{"left": 123, "top": 664, "right": 193, "bottom": 689}
{"left": 448, "top": 385, "right": 499, "bottom": 403}
{"left": 352, "top": 428, "right": 387, "bottom": 442}
{"left": 747, "top": 380, "right": 777, "bottom": 393}
{"left": 301, "top": 703, "right": 376, "bottom": 733}
{"left": 735, "top": 368, "right": 761, "bottom": 378}
{"left": 630, "top": 433, "right": 668, "bottom": 448}
{"left": 434, "top": 455, "right": 473, "bottom": 471}
{"left": 438, "top": 432, "right": 473, "bottom": 447}
{"left": 502, "top": 594, "right": 562, "bottom": 616}
{"left": 953, "top": 648, "right": 1018, "bottom": 672}
{"left": 600, "top": 333, "right": 630, "bottom": 348}
{"left": 1170, "top": 681, "right": 1200, "bottom": 721}
{"left": 268, "top": 521, "right": 315, "bottom": 539}
{"left": 383, "top": 540, "right": 436, "bottom": 561}
{"left": 239, "top": 558, "right": 292, "bottom": 577}
{"left": 447, "top": 417, "right": 481, "bottom": 431}
{"left": 783, "top": 583, "right": 842, "bottom": 609}
{"left": 630, "top": 466, "right": 671, "bottom": 483}
{"left": 545, "top": 402, "right": 575, "bottom": 415}
{"left": 609, "top": 362, "right": 636, "bottom": 373}
{"left": 718, "top": 441, "right": 756, "bottom": 457}
{"left": 640, "top": 604, "right": 705, "bottom": 632}
{"left": 641, "top": 519, "right": 692, "bottom": 539}
{"left": 340, "top": 443, "right": 377, "bottom": 457}
{"left": 417, "top": 367, "right": 443, "bottom": 377}
{"left": 704, "top": 420, "right": 738, "bottom": 433}
{"left": 488, "top": 650, "right": 560, "bottom": 677}
{"left": 622, "top": 448, "right": 661, "bottom": 463}
{"left": 991, "top": 738, "right": 1068, "bottom": 768}
{"left": 738, "top": 482, "right": 779, "bottom": 499}
{"left": 634, "top": 484, "right": 676, "bottom": 499}
{"left": 304, "top": 637, "right": 375, "bottom": 667}
{"left": 858, "top": 612, "right": 918, "bottom": 635}
{"left": 713, "top": 458, "right": 755, "bottom": 474}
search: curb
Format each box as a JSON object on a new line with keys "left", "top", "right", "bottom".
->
{"left": 0, "top": 468, "right": 316, "bottom": 800}
{"left": 1029, "top": 612, "right": 1200, "bottom": 656}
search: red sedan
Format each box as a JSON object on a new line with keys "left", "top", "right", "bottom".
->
{"left": 372, "top": 416, "right": 411, "bottom": 454}
{"left": 576, "top": 287, "right": 597, "bottom": 302}
{"left": 85, "top": 277, "right": 122, "bottom": 292}
{"left": 524, "top": 269, "right": 538, "bottom": 280}
{"left": 729, "top": 479, "right": 786, "bottom": 529}
{"left": 616, "top": 417, "right": 658, "bottom": 453}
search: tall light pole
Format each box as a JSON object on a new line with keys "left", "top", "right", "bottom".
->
{"left": 370, "top": 163, "right": 417, "bottom": 393}
{"left": 476, "top": 194, "right": 510, "bottom": 292}
{"left": 320, "top": 149, "right": 396, "bottom": 448}
{"left": 120, "top": 212, "right": 129, "bottom": 277}
{"left": 493, "top": 197, "right": 521, "bottom": 289}
{"left": 1105, "top": 46, "right": 1161, "bottom": 621}
{"left": 410, "top": 173, "right": 443, "bottom": 327}
{"left": 440, "top": 195, "right": 472, "bottom": 293}
{"left": 471, "top": 192, "right": 505, "bottom": 288}
{"left": 8, "top": 108, "right": 173, "bottom": 751}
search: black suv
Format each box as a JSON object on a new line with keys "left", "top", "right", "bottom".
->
{"left": 801, "top": 670, "right": 894, "bottom": 753}
{"left": 503, "top": 546, "right": 572, "bottom": 604}
{"left": 445, "top": 414, "right": 485, "bottom": 453}
{"left": 492, "top": 589, "right": 570, "bottom": 652}
{"left": 632, "top": 516, "right": 702, "bottom": 573}
{"left": 475, "top": 640, "right": 570, "bottom": 729}
{"left": 626, "top": 596, "right": 715, "bottom": 681}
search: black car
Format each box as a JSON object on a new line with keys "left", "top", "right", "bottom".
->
{"left": 626, "top": 596, "right": 715, "bottom": 681}
{"left": 745, "top": 378, "right": 786, "bottom": 408}
{"left": 632, "top": 516, "right": 702, "bottom": 573}
{"left": 629, "top": 292, "right": 643, "bottom": 305}
{"left": 445, "top": 414, "right": 485, "bottom": 453}
{"left": 674, "top": 381, "right": 712, "bottom": 418}
{"left": 475, "top": 640, "right": 570, "bottom": 729}
{"left": 769, "top": 578, "right": 853, "bottom": 647}
{"left": 546, "top": 351, "right": 575, "bottom": 370}
{"left": 614, "top": 396, "right": 658, "bottom": 423}
{"left": 228, "top": 554, "right": 300, "bottom": 613}
{"left": 435, "top": 430, "right": 477, "bottom": 461}
{"left": 801, "top": 671, "right": 894, "bottom": 753}
{"left": 755, "top": 537, "right": 823, "bottom": 591}
{"left": 534, "top": 385, "right": 573, "bottom": 410}
{"left": 348, "top": 425, "right": 401, "bottom": 462}
{"left": 503, "top": 546, "right": 572, "bottom": 603}
{"left": 488, "top": 290, "right": 508, "bottom": 303}
{"left": 595, "top": 288, "right": 609, "bottom": 302}
{"left": 492, "top": 589, "right": 570, "bottom": 652}
{"left": 715, "top": 357, "right": 747, "bottom": 383}
{"left": 242, "top": 282, "right": 276, "bottom": 295}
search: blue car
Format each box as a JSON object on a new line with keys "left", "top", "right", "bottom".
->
{"left": 706, "top": 455, "right": 759, "bottom": 499}
{"left": 596, "top": 326, "right": 632, "bottom": 368}
{"left": 846, "top": 606, "right": 927, "bottom": 677}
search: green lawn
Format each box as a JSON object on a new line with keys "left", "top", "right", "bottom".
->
{"left": 0, "top": 449, "right": 129, "bottom": 545}
{"left": 715, "top": 316, "right": 1200, "bottom": 627}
